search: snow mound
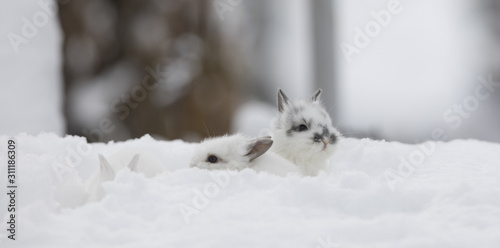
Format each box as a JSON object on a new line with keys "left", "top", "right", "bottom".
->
{"left": 1, "top": 134, "right": 500, "bottom": 247}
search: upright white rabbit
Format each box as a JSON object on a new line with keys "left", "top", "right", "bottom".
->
{"left": 85, "top": 149, "right": 166, "bottom": 203}
{"left": 271, "top": 89, "right": 340, "bottom": 176}
{"left": 190, "top": 134, "right": 299, "bottom": 177}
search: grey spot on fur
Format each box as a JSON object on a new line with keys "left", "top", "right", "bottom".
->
{"left": 289, "top": 117, "right": 312, "bottom": 134}
{"left": 322, "top": 126, "right": 329, "bottom": 136}
{"left": 330, "top": 134, "right": 337, "bottom": 144}
{"left": 313, "top": 133, "right": 322, "bottom": 142}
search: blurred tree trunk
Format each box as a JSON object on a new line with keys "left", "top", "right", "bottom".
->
{"left": 58, "top": 0, "right": 239, "bottom": 142}
{"left": 484, "top": 0, "right": 500, "bottom": 97}
{"left": 487, "top": 0, "right": 500, "bottom": 77}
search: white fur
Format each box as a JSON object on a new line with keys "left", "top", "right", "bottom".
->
{"left": 85, "top": 149, "right": 166, "bottom": 203}
{"left": 251, "top": 152, "right": 300, "bottom": 177}
{"left": 190, "top": 134, "right": 299, "bottom": 177}
{"left": 271, "top": 90, "right": 341, "bottom": 176}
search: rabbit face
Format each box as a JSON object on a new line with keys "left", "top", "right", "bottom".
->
{"left": 272, "top": 89, "right": 340, "bottom": 168}
{"left": 190, "top": 134, "right": 273, "bottom": 171}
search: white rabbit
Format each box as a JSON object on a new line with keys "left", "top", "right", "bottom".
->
{"left": 85, "top": 149, "right": 166, "bottom": 203}
{"left": 190, "top": 134, "right": 299, "bottom": 177}
{"left": 271, "top": 89, "right": 341, "bottom": 176}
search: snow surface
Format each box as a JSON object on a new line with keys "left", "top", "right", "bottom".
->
{"left": 1, "top": 133, "right": 500, "bottom": 247}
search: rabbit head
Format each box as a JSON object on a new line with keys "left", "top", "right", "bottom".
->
{"left": 190, "top": 134, "right": 273, "bottom": 171}
{"left": 271, "top": 89, "right": 340, "bottom": 174}
{"left": 85, "top": 153, "right": 142, "bottom": 203}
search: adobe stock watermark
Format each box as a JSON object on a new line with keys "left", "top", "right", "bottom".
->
{"left": 50, "top": 139, "right": 92, "bottom": 182}
{"left": 384, "top": 141, "right": 436, "bottom": 191}
{"left": 7, "top": 0, "right": 71, "bottom": 53}
{"left": 339, "top": 0, "right": 404, "bottom": 63}
{"left": 178, "top": 170, "right": 237, "bottom": 224}
{"left": 384, "top": 74, "right": 500, "bottom": 191}
{"left": 443, "top": 74, "right": 500, "bottom": 129}
{"left": 213, "top": 0, "right": 242, "bottom": 21}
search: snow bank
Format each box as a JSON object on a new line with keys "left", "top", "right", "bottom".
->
{"left": 1, "top": 134, "right": 500, "bottom": 247}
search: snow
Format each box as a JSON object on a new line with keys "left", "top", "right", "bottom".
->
{"left": 0, "top": 0, "right": 65, "bottom": 136}
{"left": 1, "top": 133, "right": 500, "bottom": 247}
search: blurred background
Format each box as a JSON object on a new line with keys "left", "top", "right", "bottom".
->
{"left": 1, "top": 0, "right": 500, "bottom": 143}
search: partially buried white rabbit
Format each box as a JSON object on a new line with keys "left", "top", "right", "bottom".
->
{"left": 190, "top": 134, "right": 299, "bottom": 177}
{"left": 85, "top": 149, "right": 165, "bottom": 203}
{"left": 271, "top": 89, "right": 340, "bottom": 176}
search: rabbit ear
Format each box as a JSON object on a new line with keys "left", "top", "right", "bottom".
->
{"left": 310, "top": 89, "right": 322, "bottom": 102}
{"left": 98, "top": 154, "right": 115, "bottom": 180}
{"left": 278, "top": 89, "right": 290, "bottom": 113}
{"left": 127, "top": 154, "right": 140, "bottom": 172}
{"left": 246, "top": 136, "right": 273, "bottom": 162}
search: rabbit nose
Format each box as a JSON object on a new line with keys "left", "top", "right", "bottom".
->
{"left": 313, "top": 134, "right": 322, "bottom": 142}
{"left": 321, "top": 138, "right": 330, "bottom": 149}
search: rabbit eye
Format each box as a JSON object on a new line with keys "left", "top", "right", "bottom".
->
{"left": 207, "top": 155, "right": 218, "bottom": 163}
{"left": 298, "top": 124, "right": 308, "bottom": 131}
